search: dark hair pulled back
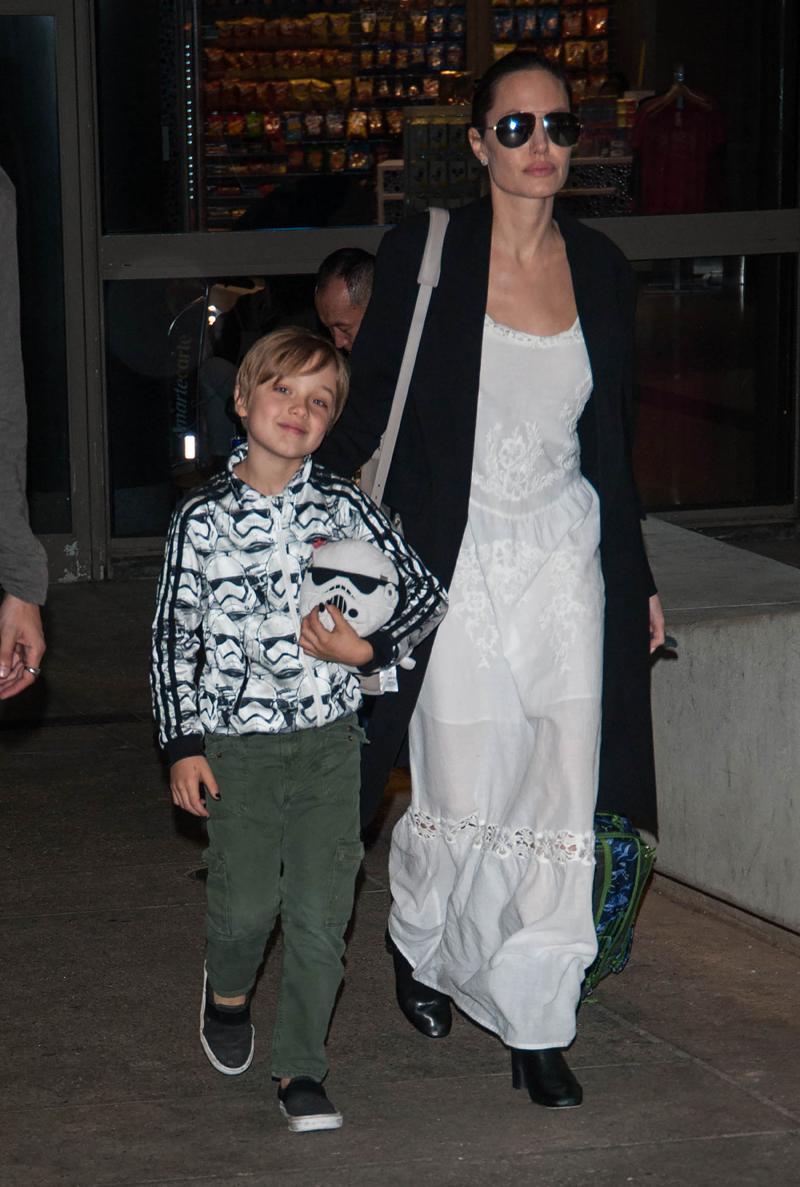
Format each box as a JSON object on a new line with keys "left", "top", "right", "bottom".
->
{"left": 471, "top": 50, "right": 573, "bottom": 132}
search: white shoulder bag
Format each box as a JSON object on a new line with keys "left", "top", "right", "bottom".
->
{"left": 359, "top": 206, "right": 450, "bottom": 505}
{"left": 359, "top": 206, "right": 450, "bottom": 695}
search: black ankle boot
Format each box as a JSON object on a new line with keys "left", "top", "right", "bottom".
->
{"left": 385, "top": 931, "right": 452, "bottom": 1038}
{"left": 510, "top": 1048, "right": 583, "bottom": 1108}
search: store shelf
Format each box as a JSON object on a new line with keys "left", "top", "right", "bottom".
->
{"left": 490, "top": 1, "right": 613, "bottom": 97}
{"left": 194, "top": 0, "right": 469, "bottom": 228}
{"left": 206, "top": 170, "right": 375, "bottom": 194}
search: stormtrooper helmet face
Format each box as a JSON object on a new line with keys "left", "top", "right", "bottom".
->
{"left": 299, "top": 539, "right": 401, "bottom": 637}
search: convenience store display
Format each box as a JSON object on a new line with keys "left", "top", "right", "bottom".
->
{"left": 198, "top": 1, "right": 470, "bottom": 228}
{"left": 489, "top": 2, "right": 611, "bottom": 105}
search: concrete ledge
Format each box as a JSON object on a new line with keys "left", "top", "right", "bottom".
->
{"left": 652, "top": 873, "right": 800, "bottom": 960}
{"left": 644, "top": 518, "right": 800, "bottom": 934}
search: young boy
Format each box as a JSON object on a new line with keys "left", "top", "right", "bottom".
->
{"left": 151, "top": 328, "right": 446, "bottom": 1133}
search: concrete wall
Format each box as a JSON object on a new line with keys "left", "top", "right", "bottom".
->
{"left": 645, "top": 519, "right": 800, "bottom": 934}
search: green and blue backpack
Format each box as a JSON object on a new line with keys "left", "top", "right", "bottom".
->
{"left": 583, "top": 812, "right": 656, "bottom": 998}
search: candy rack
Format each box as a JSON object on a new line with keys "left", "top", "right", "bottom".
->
{"left": 195, "top": 1, "right": 471, "bottom": 228}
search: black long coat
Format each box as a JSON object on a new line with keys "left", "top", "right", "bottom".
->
{"left": 317, "top": 197, "right": 658, "bottom": 834}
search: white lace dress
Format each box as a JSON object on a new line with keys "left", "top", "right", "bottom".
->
{"left": 388, "top": 314, "right": 604, "bottom": 1050}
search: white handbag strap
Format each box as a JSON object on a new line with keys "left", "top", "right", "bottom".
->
{"left": 365, "top": 206, "right": 450, "bottom": 506}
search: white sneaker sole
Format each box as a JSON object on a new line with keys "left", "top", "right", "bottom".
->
{"left": 279, "top": 1103, "right": 343, "bottom": 1133}
{"left": 199, "top": 966, "right": 255, "bottom": 1076}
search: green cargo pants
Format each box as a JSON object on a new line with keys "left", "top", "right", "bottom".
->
{"left": 203, "top": 714, "right": 364, "bottom": 1082}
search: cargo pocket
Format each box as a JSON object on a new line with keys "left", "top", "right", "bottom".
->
{"left": 325, "top": 839, "right": 365, "bottom": 927}
{"left": 204, "top": 849, "right": 232, "bottom": 939}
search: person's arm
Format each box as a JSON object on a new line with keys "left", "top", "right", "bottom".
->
{"left": 151, "top": 508, "right": 222, "bottom": 818}
{"left": 615, "top": 251, "right": 665, "bottom": 648}
{"left": 315, "top": 218, "right": 425, "bottom": 477}
{"left": 0, "top": 169, "right": 48, "bottom": 606}
{"left": 150, "top": 503, "right": 206, "bottom": 765}
{"left": 616, "top": 253, "right": 658, "bottom": 594}
{"left": 0, "top": 169, "right": 48, "bottom": 698}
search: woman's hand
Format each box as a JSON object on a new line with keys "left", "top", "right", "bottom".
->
{"left": 300, "top": 604, "right": 375, "bottom": 668}
{"left": 649, "top": 594, "right": 666, "bottom": 654}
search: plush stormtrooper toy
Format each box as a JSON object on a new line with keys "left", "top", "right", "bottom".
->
{"left": 299, "top": 538, "right": 414, "bottom": 693}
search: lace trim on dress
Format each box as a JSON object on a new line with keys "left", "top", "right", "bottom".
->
{"left": 484, "top": 314, "right": 582, "bottom": 348}
{"left": 409, "top": 810, "right": 594, "bottom": 864}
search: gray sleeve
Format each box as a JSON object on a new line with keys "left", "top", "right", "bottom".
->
{"left": 0, "top": 167, "right": 48, "bottom": 605}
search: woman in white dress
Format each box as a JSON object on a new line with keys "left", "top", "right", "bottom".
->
{"left": 318, "top": 50, "right": 665, "bottom": 1108}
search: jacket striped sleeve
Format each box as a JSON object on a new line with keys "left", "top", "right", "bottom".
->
{"left": 150, "top": 501, "right": 206, "bottom": 763}
{"left": 326, "top": 476, "right": 448, "bottom": 671}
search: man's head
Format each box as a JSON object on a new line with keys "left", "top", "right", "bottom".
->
{"left": 314, "top": 248, "right": 375, "bottom": 353}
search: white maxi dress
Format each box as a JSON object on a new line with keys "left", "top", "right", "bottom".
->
{"left": 389, "top": 314, "right": 604, "bottom": 1050}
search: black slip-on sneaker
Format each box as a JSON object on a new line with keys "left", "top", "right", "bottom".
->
{"left": 199, "top": 967, "right": 254, "bottom": 1075}
{"left": 278, "top": 1077, "right": 343, "bottom": 1133}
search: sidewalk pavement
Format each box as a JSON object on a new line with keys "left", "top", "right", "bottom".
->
{"left": 2, "top": 579, "right": 799, "bottom": 1187}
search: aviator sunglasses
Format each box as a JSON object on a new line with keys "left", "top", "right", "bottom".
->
{"left": 483, "top": 110, "right": 582, "bottom": 150}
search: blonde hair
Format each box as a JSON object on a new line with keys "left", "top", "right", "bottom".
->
{"left": 235, "top": 326, "right": 350, "bottom": 424}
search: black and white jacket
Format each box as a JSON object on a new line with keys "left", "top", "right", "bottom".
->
{"left": 151, "top": 447, "right": 447, "bottom": 765}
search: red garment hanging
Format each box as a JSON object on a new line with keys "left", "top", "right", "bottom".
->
{"left": 631, "top": 84, "right": 725, "bottom": 214}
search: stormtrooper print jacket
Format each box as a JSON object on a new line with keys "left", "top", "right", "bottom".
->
{"left": 151, "top": 449, "right": 447, "bottom": 764}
